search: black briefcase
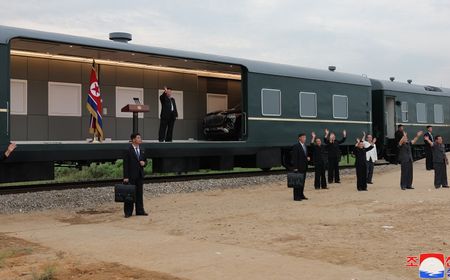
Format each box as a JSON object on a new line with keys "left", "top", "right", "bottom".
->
{"left": 114, "top": 184, "right": 136, "bottom": 203}
{"left": 287, "top": 172, "right": 305, "bottom": 188}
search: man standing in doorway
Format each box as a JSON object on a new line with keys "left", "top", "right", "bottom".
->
{"left": 159, "top": 87, "right": 178, "bottom": 142}
{"left": 424, "top": 125, "right": 434, "bottom": 170}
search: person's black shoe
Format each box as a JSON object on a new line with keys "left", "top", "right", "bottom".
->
{"left": 293, "top": 198, "right": 303, "bottom": 201}
{"left": 406, "top": 187, "right": 414, "bottom": 189}
{"left": 136, "top": 212, "right": 149, "bottom": 216}
{"left": 301, "top": 197, "right": 309, "bottom": 200}
{"left": 322, "top": 187, "right": 328, "bottom": 189}
{"left": 443, "top": 186, "right": 449, "bottom": 188}
{"left": 435, "top": 185, "right": 441, "bottom": 189}
{"left": 401, "top": 187, "right": 406, "bottom": 190}
{"left": 124, "top": 214, "right": 132, "bottom": 218}
{"left": 315, "top": 187, "right": 320, "bottom": 190}
{"left": 361, "top": 189, "right": 368, "bottom": 191}
{"left": 335, "top": 181, "right": 341, "bottom": 184}
{"left": 367, "top": 182, "right": 373, "bottom": 184}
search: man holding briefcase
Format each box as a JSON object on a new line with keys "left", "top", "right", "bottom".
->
{"left": 291, "top": 133, "right": 309, "bottom": 201}
{"left": 123, "top": 133, "right": 148, "bottom": 218}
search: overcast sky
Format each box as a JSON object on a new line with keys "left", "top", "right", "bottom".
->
{"left": 1, "top": 0, "right": 449, "bottom": 86}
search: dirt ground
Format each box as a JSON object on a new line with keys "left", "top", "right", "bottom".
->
{"left": 1, "top": 158, "right": 449, "bottom": 280}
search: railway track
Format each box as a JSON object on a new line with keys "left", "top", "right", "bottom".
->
{"left": 0, "top": 163, "right": 391, "bottom": 195}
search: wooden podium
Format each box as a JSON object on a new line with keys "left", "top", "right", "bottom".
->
{"left": 121, "top": 104, "right": 150, "bottom": 134}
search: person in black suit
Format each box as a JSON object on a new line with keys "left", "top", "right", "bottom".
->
{"left": 324, "top": 128, "right": 346, "bottom": 183}
{"left": 398, "top": 130, "right": 423, "bottom": 190}
{"left": 424, "top": 125, "right": 434, "bottom": 170}
{"left": 158, "top": 87, "right": 178, "bottom": 142}
{"left": 353, "top": 138, "right": 375, "bottom": 191}
{"left": 0, "top": 142, "right": 16, "bottom": 161}
{"left": 292, "top": 133, "right": 309, "bottom": 201}
{"left": 424, "top": 135, "right": 449, "bottom": 189}
{"left": 394, "top": 124, "right": 405, "bottom": 163}
{"left": 310, "top": 132, "right": 327, "bottom": 189}
{"left": 123, "top": 133, "right": 148, "bottom": 218}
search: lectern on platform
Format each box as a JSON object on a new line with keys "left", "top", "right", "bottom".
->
{"left": 121, "top": 104, "right": 149, "bottom": 134}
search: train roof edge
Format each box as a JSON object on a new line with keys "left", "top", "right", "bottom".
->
{"left": 370, "top": 78, "right": 450, "bottom": 96}
{"left": 0, "top": 25, "right": 371, "bottom": 86}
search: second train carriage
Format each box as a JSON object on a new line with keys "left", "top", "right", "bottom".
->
{"left": 370, "top": 78, "right": 450, "bottom": 162}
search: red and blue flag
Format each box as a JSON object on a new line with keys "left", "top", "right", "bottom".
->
{"left": 86, "top": 65, "right": 104, "bottom": 140}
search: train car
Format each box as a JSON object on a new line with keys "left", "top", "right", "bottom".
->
{"left": 0, "top": 25, "right": 372, "bottom": 183}
{"left": 371, "top": 78, "right": 450, "bottom": 162}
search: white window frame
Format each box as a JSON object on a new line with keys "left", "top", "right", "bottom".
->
{"left": 332, "top": 95, "right": 348, "bottom": 119}
{"left": 115, "top": 86, "right": 145, "bottom": 118}
{"left": 206, "top": 93, "right": 228, "bottom": 114}
{"left": 299, "top": 91, "right": 317, "bottom": 118}
{"left": 416, "top": 103, "right": 427, "bottom": 123}
{"left": 261, "top": 88, "right": 281, "bottom": 116}
{"left": 48, "top": 81, "right": 82, "bottom": 117}
{"left": 158, "top": 89, "right": 184, "bottom": 119}
{"left": 434, "top": 104, "right": 444, "bottom": 124}
{"left": 10, "top": 79, "right": 27, "bottom": 115}
{"left": 401, "top": 101, "right": 408, "bottom": 122}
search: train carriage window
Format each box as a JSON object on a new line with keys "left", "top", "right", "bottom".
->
{"left": 48, "top": 82, "right": 82, "bottom": 117}
{"left": 261, "top": 89, "right": 281, "bottom": 116}
{"left": 401, "top": 102, "right": 408, "bottom": 122}
{"left": 206, "top": 93, "right": 228, "bottom": 114}
{"left": 299, "top": 92, "right": 317, "bottom": 118}
{"left": 434, "top": 104, "right": 444, "bottom": 124}
{"left": 116, "top": 87, "right": 145, "bottom": 118}
{"left": 416, "top": 103, "right": 427, "bottom": 123}
{"left": 333, "top": 95, "right": 348, "bottom": 119}
{"left": 10, "top": 79, "right": 27, "bottom": 115}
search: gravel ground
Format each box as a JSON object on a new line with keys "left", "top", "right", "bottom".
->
{"left": 0, "top": 166, "right": 391, "bottom": 214}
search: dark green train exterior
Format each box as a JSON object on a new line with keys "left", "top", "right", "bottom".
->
{"left": 371, "top": 79, "right": 450, "bottom": 162}
{"left": 0, "top": 25, "right": 448, "bottom": 183}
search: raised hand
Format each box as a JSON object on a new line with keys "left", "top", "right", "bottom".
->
{"left": 311, "top": 131, "right": 316, "bottom": 138}
{"left": 417, "top": 131, "right": 424, "bottom": 137}
{"left": 7, "top": 143, "right": 16, "bottom": 153}
{"left": 343, "top": 129, "right": 347, "bottom": 137}
{"left": 325, "top": 128, "right": 329, "bottom": 135}
{"left": 356, "top": 138, "right": 360, "bottom": 143}
{"left": 424, "top": 135, "right": 429, "bottom": 141}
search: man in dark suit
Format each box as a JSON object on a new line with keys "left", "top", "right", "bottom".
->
{"left": 398, "top": 130, "right": 423, "bottom": 190}
{"left": 394, "top": 124, "right": 405, "bottom": 163}
{"left": 292, "top": 133, "right": 309, "bottom": 201}
{"left": 0, "top": 142, "right": 16, "bottom": 161}
{"left": 424, "top": 135, "right": 449, "bottom": 189}
{"left": 158, "top": 87, "right": 178, "bottom": 142}
{"left": 310, "top": 132, "right": 327, "bottom": 189}
{"left": 424, "top": 125, "right": 434, "bottom": 170}
{"left": 324, "top": 128, "right": 346, "bottom": 183}
{"left": 123, "top": 133, "right": 148, "bottom": 218}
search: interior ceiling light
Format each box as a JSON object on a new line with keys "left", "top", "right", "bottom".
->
{"left": 11, "top": 50, "right": 241, "bottom": 80}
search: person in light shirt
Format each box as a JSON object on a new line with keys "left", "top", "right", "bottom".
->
{"left": 362, "top": 132, "right": 378, "bottom": 184}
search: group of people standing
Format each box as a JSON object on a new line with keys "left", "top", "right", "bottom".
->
{"left": 290, "top": 124, "right": 447, "bottom": 201}
{"left": 292, "top": 128, "right": 378, "bottom": 200}
{"left": 395, "top": 125, "right": 448, "bottom": 190}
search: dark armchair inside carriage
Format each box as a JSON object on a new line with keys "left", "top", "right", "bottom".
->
{"left": 1, "top": 25, "right": 449, "bottom": 184}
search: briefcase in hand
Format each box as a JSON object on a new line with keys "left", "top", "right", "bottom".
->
{"left": 287, "top": 172, "right": 305, "bottom": 188}
{"left": 114, "top": 184, "right": 136, "bottom": 203}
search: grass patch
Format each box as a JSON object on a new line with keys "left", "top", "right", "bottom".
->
{"left": 0, "top": 247, "right": 33, "bottom": 267}
{"left": 32, "top": 264, "right": 56, "bottom": 280}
